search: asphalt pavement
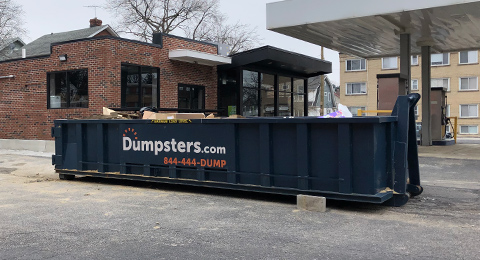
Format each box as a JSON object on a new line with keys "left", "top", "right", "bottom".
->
{"left": 0, "top": 146, "right": 479, "bottom": 260}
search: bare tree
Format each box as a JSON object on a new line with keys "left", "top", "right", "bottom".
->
{"left": 185, "top": 14, "right": 260, "bottom": 54}
{"left": 0, "top": 0, "right": 26, "bottom": 46}
{"left": 106, "top": 0, "right": 220, "bottom": 42}
{"left": 106, "top": 0, "right": 260, "bottom": 53}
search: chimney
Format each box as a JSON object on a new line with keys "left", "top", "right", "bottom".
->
{"left": 89, "top": 18, "right": 102, "bottom": 28}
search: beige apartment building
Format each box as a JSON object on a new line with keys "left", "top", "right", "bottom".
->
{"left": 340, "top": 51, "right": 480, "bottom": 137}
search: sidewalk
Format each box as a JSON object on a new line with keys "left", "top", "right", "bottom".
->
{"left": 418, "top": 143, "right": 480, "bottom": 160}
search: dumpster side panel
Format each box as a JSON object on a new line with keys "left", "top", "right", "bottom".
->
{"left": 351, "top": 123, "right": 376, "bottom": 194}
{"left": 309, "top": 124, "right": 339, "bottom": 192}
{"left": 105, "top": 123, "right": 121, "bottom": 173}
{"left": 62, "top": 123, "right": 79, "bottom": 170}
{"left": 373, "top": 123, "right": 390, "bottom": 192}
{"left": 237, "top": 124, "right": 261, "bottom": 185}
{"left": 271, "top": 124, "right": 297, "bottom": 188}
{"left": 84, "top": 123, "right": 98, "bottom": 171}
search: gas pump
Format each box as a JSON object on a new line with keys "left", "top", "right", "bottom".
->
{"left": 431, "top": 86, "right": 455, "bottom": 145}
{"left": 443, "top": 95, "right": 455, "bottom": 139}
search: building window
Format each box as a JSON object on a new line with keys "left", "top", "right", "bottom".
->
{"left": 460, "top": 125, "right": 478, "bottom": 134}
{"left": 446, "top": 104, "right": 450, "bottom": 117}
{"left": 121, "top": 64, "right": 159, "bottom": 108}
{"left": 262, "top": 73, "right": 277, "bottom": 116}
{"left": 382, "top": 57, "right": 398, "bottom": 69}
{"left": 459, "top": 50, "right": 478, "bottom": 64}
{"left": 241, "top": 71, "right": 305, "bottom": 117}
{"left": 293, "top": 78, "right": 305, "bottom": 116}
{"left": 414, "top": 105, "right": 419, "bottom": 116}
{"left": 346, "top": 82, "right": 367, "bottom": 95}
{"left": 47, "top": 69, "right": 88, "bottom": 109}
{"left": 242, "top": 70, "right": 259, "bottom": 116}
{"left": 346, "top": 58, "right": 366, "bottom": 71}
{"left": 411, "top": 55, "right": 419, "bottom": 65}
{"left": 178, "top": 84, "right": 205, "bottom": 110}
{"left": 459, "top": 77, "right": 478, "bottom": 91}
{"left": 460, "top": 104, "right": 478, "bottom": 118}
{"left": 349, "top": 106, "right": 366, "bottom": 116}
{"left": 431, "top": 53, "right": 449, "bottom": 66}
{"left": 411, "top": 79, "right": 418, "bottom": 90}
{"left": 431, "top": 78, "right": 450, "bottom": 91}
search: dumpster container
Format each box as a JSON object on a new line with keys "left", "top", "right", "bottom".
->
{"left": 52, "top": 94, "right": 422, "bottom": 206}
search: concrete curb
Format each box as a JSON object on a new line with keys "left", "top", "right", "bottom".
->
{"left": 0, "top": 139, "right": 54, "bottom": 153}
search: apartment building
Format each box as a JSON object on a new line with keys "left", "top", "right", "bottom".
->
{"left": 340, "top": 51, "right": 480, "bottom": 137}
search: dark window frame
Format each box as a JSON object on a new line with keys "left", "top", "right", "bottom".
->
{"left": 47, "top": 68, "right": 89, "bottom": 109}
{"left": 239, "top": 68, "right": 308, "bottom": 117}
{"left": 121, "top": 63, "right": 160, "bottom": 109}
{"left": 178, "top": 83, "right": 206, "bottom": 111}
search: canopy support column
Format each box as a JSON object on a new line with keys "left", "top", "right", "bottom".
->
{"left": 400, "top": 33, "right": 411, "bottom": 95}
{"left": 421, "top": 46, "right": 432, "bottom": 146}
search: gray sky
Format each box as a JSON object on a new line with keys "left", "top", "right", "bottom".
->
{"left": 19, "top": 0, "right": 339, "bottom": 84}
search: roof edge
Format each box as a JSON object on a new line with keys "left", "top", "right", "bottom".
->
{"left": 88, "top": 25, "right": 119, "bottom": 38}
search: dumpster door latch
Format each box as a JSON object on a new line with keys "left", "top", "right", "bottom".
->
{"left": 52, "top": 155, "right": 62, "bottom": 166}
{"left": 51, "top": 127, "right": 61, "bottom": 138}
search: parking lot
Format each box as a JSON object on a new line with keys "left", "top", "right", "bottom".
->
{"left": 0, "top": 146, "right": 479, "bottom": 260}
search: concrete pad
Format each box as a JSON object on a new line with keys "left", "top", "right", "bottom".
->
{"left": 297, "top": 194, "right": 326, "bottom": 212}
{"left": 418, "top": 143, "right": 480, "bottom": 160}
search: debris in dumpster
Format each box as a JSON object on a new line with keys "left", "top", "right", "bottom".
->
{"left": 319, "top": 103, "right": 352, "bottom": 118}
{"left": 82, "top": 107, "right": 141, "bottom": 119}
{"left": 143, "top": 112, "right": 206, "bottom": 120}
{"left": 228, "top": 114, "right": 245, "bottom": 118}
{"left": 205, "top": 113, "right": 216, "bottom": 119}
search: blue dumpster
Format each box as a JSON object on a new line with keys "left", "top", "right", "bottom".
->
{"left": 52, "top": 94, "right": 422, "bottom": 206}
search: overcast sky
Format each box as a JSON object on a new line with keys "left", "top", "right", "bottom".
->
{"left": 19, "top": 0, "right": 339, "bottom": 84}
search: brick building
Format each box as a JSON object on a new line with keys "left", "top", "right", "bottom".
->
{"left": 0, "top": 19, "right": 221, "bottom": 140}
{"left": 0, "top": 19, "right": 331, "bottom": 144}
{"left": 340, "top": 51, "right": 480, "bottom": 138}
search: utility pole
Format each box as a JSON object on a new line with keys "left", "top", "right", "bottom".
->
{"left": 320, "top": 46, "right": 325, "bottom": 116}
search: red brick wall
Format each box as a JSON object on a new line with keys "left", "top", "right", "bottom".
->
{"left": 0, "top": 35, "right": 218, "bottom": 140}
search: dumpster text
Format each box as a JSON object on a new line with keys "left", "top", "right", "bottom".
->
{"left": 123, "top": 137, "right": 227, "bottom": 156}
{"left": 163, "top": 157, "right": 227, "bottom": 168}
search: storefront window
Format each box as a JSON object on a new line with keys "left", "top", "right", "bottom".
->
{"left": 242, "top": 70, "right": 259, "bottom": 116}
{"left": 260, "top": 73, "right": 275, "bottom": 116}
{"left": 240, "top": 70, "right": 306, "bottom": 117}
{"left": 278, "top": 91, "right": 292, "bottom": 116}
{"left": 121, "top": 64, "right": 159, "bottom": 108}
{"left": 47, "top": 69, "right": 88, "bottom": 109}
{"left": 293, "top": 78, "right": 305, "bottom": 116}
{"left": 178, "top": 84, "right": 205, "bottom": 110}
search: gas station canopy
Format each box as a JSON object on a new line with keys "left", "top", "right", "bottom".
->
{"left": 267, "top": 0, "right": 480, "bottom": 58}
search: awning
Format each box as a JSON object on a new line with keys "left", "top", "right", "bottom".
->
{"left": 219, "top": 45, "right": 331, "bottom": 77}
{"left": 169, "top": 49, "right": 231, "bottom": 66}
{"left": 266, "top": 0, "right": 480, "bottom": 58}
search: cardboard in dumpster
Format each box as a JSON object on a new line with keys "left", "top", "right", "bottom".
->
{"left": 103, "top": 107, "right": 118, "bottom": 116}
{"left": 142, "top": 111, "right": 156, "bottom": 119}
{"left": 228, "top": 114, "right": 245, "bottom": 118}
{"left": 205, "top": 113, "right": 215, "bottom": 119}
{"left": 143, "top": 112, "right": 205, "bottom": 120}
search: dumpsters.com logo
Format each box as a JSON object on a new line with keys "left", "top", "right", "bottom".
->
{"left": 122, "top": 128, "right": 226, "bottom": 155}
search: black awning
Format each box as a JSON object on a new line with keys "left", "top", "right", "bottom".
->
{"left": 219, "top": 46, "right": 332, "bottom": 78}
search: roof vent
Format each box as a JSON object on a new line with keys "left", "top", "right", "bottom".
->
{"left": 89, "top": 18, "right": 102, "bottom": 28}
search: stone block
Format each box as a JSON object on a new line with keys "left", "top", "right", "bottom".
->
{"left": 297, "top": 194, "right": 326, "bottom": 212}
